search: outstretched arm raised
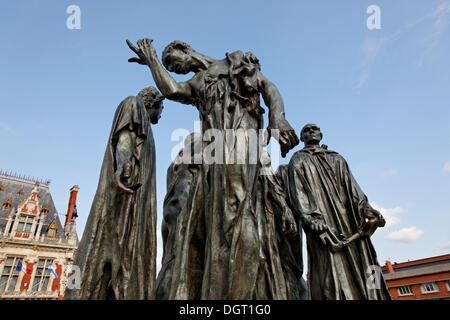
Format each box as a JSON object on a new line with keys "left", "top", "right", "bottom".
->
{"left": 127, "top": 38, "right": 194, "bottom": 104}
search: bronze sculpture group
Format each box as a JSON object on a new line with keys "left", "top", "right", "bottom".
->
{"left": 64, "top": 38, "right": 391, "bottom": 300}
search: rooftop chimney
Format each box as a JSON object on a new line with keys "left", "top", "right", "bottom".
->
{"left": 385, "top": 260, "right": 394, "bottom": 273}
{"left": 65, "top": 185, "right": 79, "bottom": 227}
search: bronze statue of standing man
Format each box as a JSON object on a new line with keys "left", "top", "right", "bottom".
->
{"left": 288, "top": 124, "right": 391, "bottom": 300}
{"left": 64, "top": 87, "right": 164, "bottom": 300}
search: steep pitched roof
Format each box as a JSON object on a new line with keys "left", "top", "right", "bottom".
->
{"left": 0, "top": 173, "right": 65, "bottom": 239}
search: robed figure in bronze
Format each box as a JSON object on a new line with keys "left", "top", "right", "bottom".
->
{"left": 64, "top": 87, "right": 164, "bottom": 300}
{"left": 259, "top": 153, "right": 307, "bottom": 300}
{"left": 275, "top": 164, "right": 308, "bottom": 300}
{"left": 288, "top": 124, "right": 391, "bottom": 300}
{"left": 127, "top": 38, "right": 299, "bottom": 299}
{"left": 156, "top": 133, "right": 201, "bottom": 300}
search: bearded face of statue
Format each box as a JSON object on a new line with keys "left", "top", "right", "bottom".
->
{"left": 149, "top": 99, "right": 164, "bottom": 124}
{"left": 138, "top": 87, "right": 165, "bottom": 124}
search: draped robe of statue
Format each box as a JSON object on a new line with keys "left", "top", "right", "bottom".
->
{"left": 64, "top": 96, "right": 157, "bottom": 300}
{"left": 166, "top": 51, "right": 288, "bottom": 299}
{"left": 275, "top": 165, "right": 308, "bottom": 300}
{"left": 156, "top": 152, "right": 198, "bottom": 299}
{"left": 288, "top": 146, "right": 391, "bottom": 300}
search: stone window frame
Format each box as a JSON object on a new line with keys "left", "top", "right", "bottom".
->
{"left": 17, "top": 215, "right": 34, "bottom": 233}
{"left": 0, "top": 256, "right": 25, "bottom": 293}
{"left": 31, "top": 258, "right": 54, "bottom": 292}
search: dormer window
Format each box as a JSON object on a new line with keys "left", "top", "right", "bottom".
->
{"left": 42, "top": 204, "right": 49, "bottom": 215}
{"left": 47, "top": 220, "right": 58, "bottom": 238}
{"left": 16, "top": 215, "right": 34, "bottom": 238}
{"left": 18, "top": 189, "right": 23, "bottom": 195}
{"left": 0, "top": 185, "right": 4, "bottom": 191}
{"left": 2, "top": 198, "right": 11, "bottom": 210}
{"left": 48, "top": 228, "right": 56, "bottom": 238}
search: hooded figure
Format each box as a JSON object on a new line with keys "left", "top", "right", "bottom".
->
{"left": 64, "top": 87, "right": 164, "bottom": 300}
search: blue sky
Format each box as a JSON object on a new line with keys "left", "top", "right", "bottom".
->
{"left": 1, "top": 0, "right": 449, "bottom": 268}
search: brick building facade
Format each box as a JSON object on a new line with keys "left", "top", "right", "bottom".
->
{"left": 381, "top": 254, "right": 450, "bottom": 300}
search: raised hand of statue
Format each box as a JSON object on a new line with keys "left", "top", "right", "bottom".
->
{"left": 264, "top": 116, "right": 300, "bottom": 158}
{"left": 126, "top": 38, "right": 157, "bottom": 66}
{"left": 114, "top": 160, "right": 136, "bottom": 194}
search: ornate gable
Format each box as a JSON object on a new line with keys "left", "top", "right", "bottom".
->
{"left": 17, "top": 185, "right": 41, "bottom": 216}
{"left": 13, "top": 185, "right": 42, "bottom": 239}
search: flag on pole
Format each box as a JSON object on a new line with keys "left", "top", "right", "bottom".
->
{"left": 15, "top": 260, "right": 26, "bottom": 273}
{"left": 26, "top": 265, "right": 33, "bottom": 275}
{"left": 46, "top": 266, "right": 58, "bottom": 279}
{"left": 15, "top": 260, "right": 33, "bottom": 275}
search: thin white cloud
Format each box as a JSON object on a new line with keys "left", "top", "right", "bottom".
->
{"left": 355, "top": 36, "right": 388, "bottom": 89}
{"left": 371, "top": 202, "right": 407, "bottom": 228}
{"left": 385, "top": 226, "right": 424, "bottom": 243}
{"left": 356, "top": 2, "right": 450, "bottom": 88}
{"left": 381, "top": 169, "right": 398, "bottom": 177}
{"left": 0, "top": 122, "right": 16, "bottom": 136}
{"left": 418, "top": 2, "right": 450, "bottom": 66}
{"left": 438, "top": 241, "right": 450, "bottom": 250}
{"left": 443, "top": 162, "right": 450, "bottom": 172}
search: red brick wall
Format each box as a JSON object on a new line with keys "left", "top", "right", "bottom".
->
{"left": 386, "top": 272, "right": 450, "bottom": 300}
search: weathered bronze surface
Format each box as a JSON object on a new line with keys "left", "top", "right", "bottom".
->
{"left": 275, "top": 164, "right": 308, "bottom": 300}
{"left": 64, "top": 87, "right": 164, "bottom": 300}
{"left": 156, "top": 133, "right": 202, "bottom": 300}
{"left": 127, "top": 38, "right": 299, "bottom": 299}
{"left": 287, "top": 124, "right": 391, "bottom": 300}
{"left": 67, "top": 37, "right": 392, "bottom": 300}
